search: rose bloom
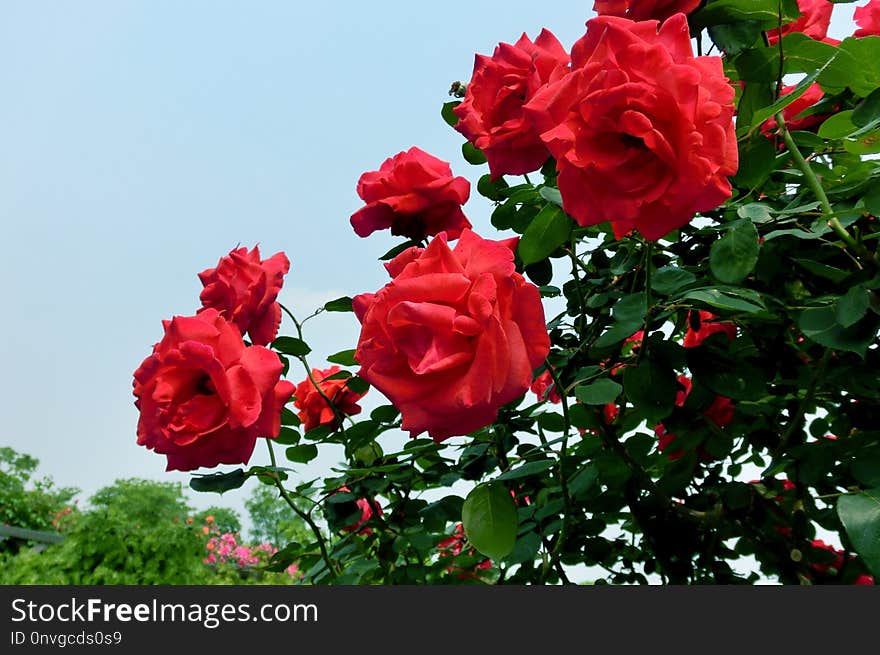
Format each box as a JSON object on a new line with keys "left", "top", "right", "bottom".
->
{"left": 855, "top": 0, "right": 880, "bottom": 37}
{"left": 767, "top": 0, "right": 834, "bottom": 45}
{"left": 293, "top": 365, "right": 367, "bottom": 431}
{"left": 531, "top": 369, "right": 561, "bottom": 404}
{"left": 353, "top": 229, "right": 550, "bottom": 442}
{"left": 437, "top": 523, "right": 492, "bottom": 579}
{"left": 336, "top": 486, "right": 382, "bottom": 536}
{"left": 133, "top": 309, "right": 295, "bottom": 471}
{"left": 682, "top": 310, "right": 737, "bottom": 348}
{"left": 350, "top": 146, "right": 472, "bottom": 241}
{"left": 197, "top": 245, "right": 290, "bottom": 347}
{"left": 760, "top": 83, "right": 830, "bottom": 136}
{"left": 593, "top": 0, "right": 702, "bottom": 22}
{"left": 524, "top": 14, "right": 737, "bottom": 241}
{"left": 454, "top": 29, "right": 569, "bottom": 178}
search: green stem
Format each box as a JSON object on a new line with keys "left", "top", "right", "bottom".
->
{"left": 775, "top": 112, "right": 874, "bottom": 265}
{"left": 265, "top": 439, "right": 339, "bottom": 580}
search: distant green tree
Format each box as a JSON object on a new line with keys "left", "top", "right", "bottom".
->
{"left": 245, "top": 484, "right": 315, "bottom": 546}
{"left": 193, "top": 506, "right": 241, "bottom": 535}
{"left": 0, "top": 446, "right": 78, "bottom": 555}
{"left": 0, "top": 478, "right": 211, "bottom": 585}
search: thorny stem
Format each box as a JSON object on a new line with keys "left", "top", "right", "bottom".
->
{"left": 265, "top": 439, "right": 339, "bottom": 580}
{"left": 775, "top": 112, "right": 878, "bottom": 268}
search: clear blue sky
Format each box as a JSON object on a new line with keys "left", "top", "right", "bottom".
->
{"left": 0, "top": 2, "right": 860, "bottom": 528}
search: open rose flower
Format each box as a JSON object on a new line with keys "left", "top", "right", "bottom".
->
{"left": 353, "top": 229, "right": 550, "bottom": 442}
{"left": 197, "top": 245, "right": 290, "bottom": 346}
{"left": 523, "top": 14, "right": 738, "bottom": 241}
{"left": 855, "top": 0, "right": 880, "bottom": 37}
{"left": 683, "top": 310, "right": 737, "bottom": 348}
{"left": 767, "top": 0, "right": 835, "bottom": 45}
{"left": 293, "top": 365, "right": 367, "bottom": 431}
{"left": 593, "top": 0, "right": 702, "bottom": 22}
{"left": 133, "top": 309, "right": 295, "bottom": 471}
{"left": 350, "top": 147, "right": 471, "bottom": 241}
{"left": 453, "top": 29, "right": 569, "bottom": 179}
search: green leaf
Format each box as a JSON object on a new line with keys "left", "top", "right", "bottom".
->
{"left": 280, "top": 407, "right": 301, "bottom": 426}
{"left": 798, "top": 306, "right": 877, "bottom": 356}
{"left": 441, "top": 101, "right": 461, "bottom": 128}
{"left": 345, "top": 376, "right": 370, "bottom": 394}
{"left": 746, "top": 66, "right": 829, "bottom": 137}
{"left": 495, "top": 459, "right": 555, "bottom": 481}
{"left": 518, "top": 204, "right": 572, "bottom": 265}
{"left": 837, "top": 488, "right": 880, "bottom": 578}
{"left": 708, "top": 21, "right": 762, "bottom": 55}
{"left": 575, "top": 378, "right": 623, "bottom": 405}
{"left": 680, "top": 287, "right": 766, "bottom": 313}
{"left": 327, "top": 349, "right": 358, "bottom": 366}
{"left": 324, "top": 296, "right": 353, "bottom": 313}
{"left": 837, "top": 286, "right": 870, "bottom": 328}
{"left": 855, "top": 87, "right": 880, "bottom": 129}
{"left": 189, "top": 469, "right": 247, "bottom": 494}
{"left": 623, "top": 359, "right": 677, "bottom": 423}
{"left": 692, "top": 0, "right": 800, "bottom": 30}
{"left": 477, "top": 174, "right": 509, "bottom": 201}
{"left": 736, "top": 203, "right": 774, "bottom": 223}
{"left": 818, "top": 110, "right": 858, "bottom": 139}
{"left": 370, "top": 404, "right": 400, "bottom": 424}
{"left": 687, "top": 347, "right": 767, "bottom": 401}
{"left": 652, "top": 266, "right": 696, "bottom": 295}
{"left": 275, "top": 427, "right": 300, "bottom": 445}
{"left": 285, "top": 444, "right": 319, "bottom": 464}
{"left": 538, "top": 186, "right": 563, "bottom": 207}
{"left": 272, "top": 336, "right": 311, "bottom": 357}
{"left": 462, "top": 142, "right": 487, "bottom": 165}
{"left": 710, "top": 220, "right": 760, "bottom": 284}
{"left": 379, "top": 239, "right": 422, "bottom": 261}
{"left": 732, "top": 134, "right": 778, "bottom": 189}
{"left": 461, "top": 482, "right": 518, "bottom": 560}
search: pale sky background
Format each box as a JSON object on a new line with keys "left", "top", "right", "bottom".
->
{"left": 0, "top": 1, "right": 861, "bottom": 547}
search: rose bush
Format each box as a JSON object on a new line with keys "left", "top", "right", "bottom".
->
{"left": 135, "top": 4, "right": 880, "bottom": 586}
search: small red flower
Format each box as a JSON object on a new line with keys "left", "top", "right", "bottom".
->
{"left": 293, "top": 366, "right": 367, "bottom": 432}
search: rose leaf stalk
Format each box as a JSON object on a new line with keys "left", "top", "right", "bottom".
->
{"left": 265, "top": 438, "right": 339, "bottom": 580}
{"left": 775, "top": 111, "right": 877, "bottom": 267}
{"left": 278, "top": 302, "right": 349, "bottom": 432}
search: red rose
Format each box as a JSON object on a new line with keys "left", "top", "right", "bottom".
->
{"left": 683, "top": 310, "right": 737, "bottom": 348}
{"left": 767, "top": 0, "right": 834, "bottom": 45}
{"left": 350, "top": 147, "right": 472, "bottom": 241}
{"left": 453, "top": 29, "right": 570, "bottom": 179}
{"left": 133, "top": 309, "right": 295, "bottom": 471}
{"left": 293, "top": 365, "right": 367, "bottom": 432}
{"left": 353, "top": 229, "right": 550, "bottom": 442}
{"left": 760, "top": 83, "right": 830, "bottom": 137}
{"left": 197, "top": 245, "right": 290, "bottom": 346}
{"left": 531, "top": 369, "right": 562, "bottom": 404}
{"left": 855, "top": 0, "right": 880, "bottom": 37}
{"left": 593, "top": 0, "right": 702, "bottom": 22}
{"left": 523, "top": 14, "right": 738, "bottom": 241}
